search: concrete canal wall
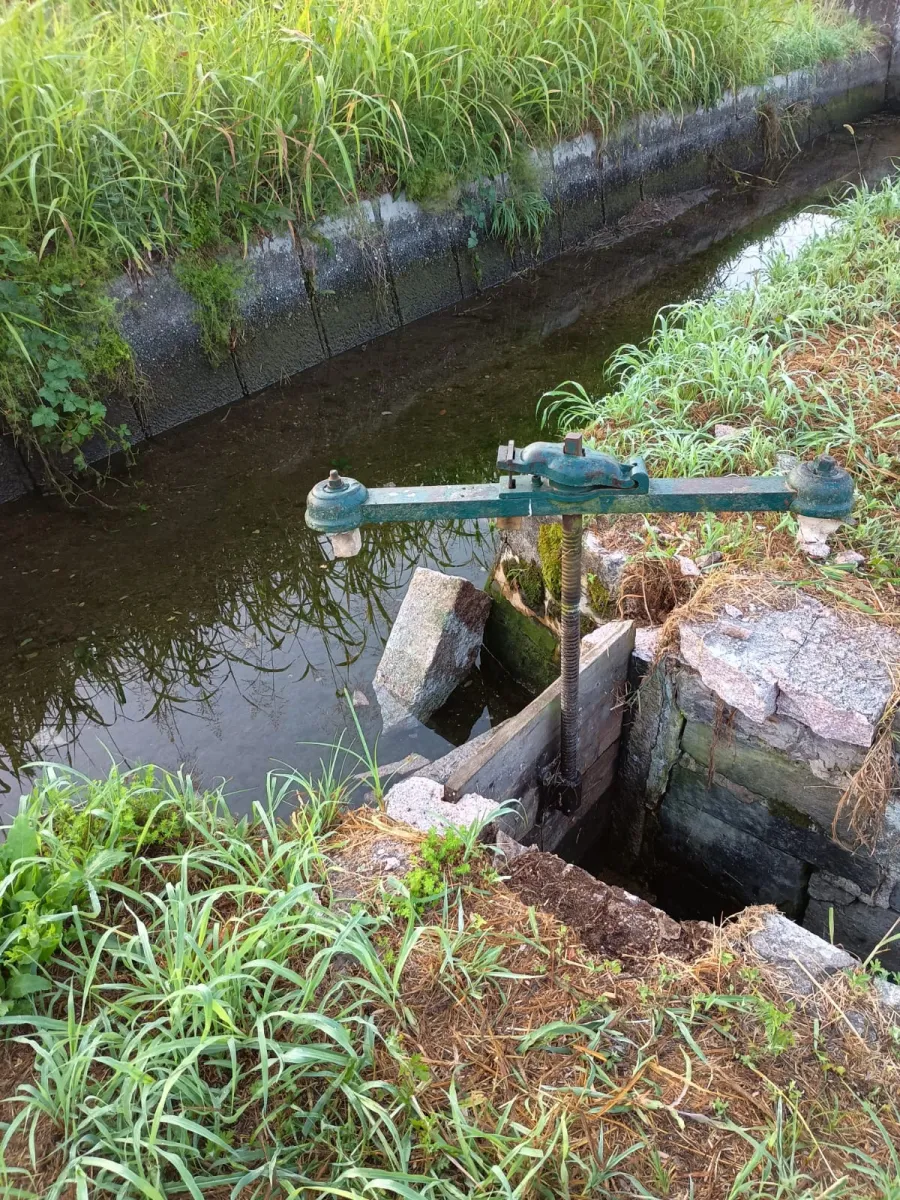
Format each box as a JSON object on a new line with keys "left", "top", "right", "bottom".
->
{"left": 0, "top": 45, "right": 894, "bottom": 504}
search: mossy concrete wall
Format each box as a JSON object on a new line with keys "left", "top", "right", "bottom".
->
{"left": 0, "top": 46, "right": 892, "bottom": 503}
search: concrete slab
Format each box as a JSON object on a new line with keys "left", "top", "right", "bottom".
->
{"left": 110, "top": 269, "right": 245, "bottom": 436}
{"left": 234, "top": 233, "right": 326, "bottom": 393}
{"left": 305, "top": 201, "right": 400, "bottom": 355}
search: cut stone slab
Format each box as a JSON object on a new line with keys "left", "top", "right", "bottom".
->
{"left": 875, "top": 978, "right": 900, "bottom": 1013}
{"left": 679, "top": 596, "right": 900, "bottom": 746}
{"left": 384, "top": 776, "right": 497, "bottom": 834}
{"left": 374, "top": 567, "right": 491, "bottom": 728}
{"left": 748, "top": 911, "right": 855, "bottom": 994}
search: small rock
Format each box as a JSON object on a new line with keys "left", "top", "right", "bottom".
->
{"left": 776, "top": 452, "right": 800, "bottom": 474}
{"left": 748, "top": 912, "right": 855, "bottom": 994}
{"left": 723, "top": 604, "right": 743, "bottom": 618}
{"left": 633, "top": 626, "right": 661, "bottom": 663}
{"left": 494, "top": 829, "right": 529, "bottom": 864}
{"left": 834, "top": 550, "right": 865, "bottom": 567}
{"left": 875, "top": 978, "right": 900, "bottom": 1013}
{"left": 697, "top": 550, "right": 724, "bottom": 569}
{"left": 676, "top": 554, "right": 701, "bottom": 577}
{"left": 351, "top": 689, "right": 370, "bottom": 707}
{"left": 714, "top": 423, "right": 742, "bottom": 440}
{"left": 797, "top": 514, "right": 842, "bottom": 561}
{"left": 720, "top": 622, "right": 751, "bottom": 641}
{"left": 385, "top": 776, "right": 497, "bottom": 835}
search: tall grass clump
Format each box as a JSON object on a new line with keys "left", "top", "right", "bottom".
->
{"left": 2, "top": 761, "right": 900, "bottom": 1197}
{"left": 0, "top": 0, "right": 871, "bottom": 265}
{"left": 542, "top": 176, "right": 900, "bottom": 584}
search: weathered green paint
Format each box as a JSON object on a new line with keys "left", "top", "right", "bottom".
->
{"left": 305, "top": 445, "right": 854, "bottom": 535}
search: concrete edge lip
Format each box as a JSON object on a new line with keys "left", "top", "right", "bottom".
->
{"left": 0, "top": 48, "right": 891, "bottom": 503}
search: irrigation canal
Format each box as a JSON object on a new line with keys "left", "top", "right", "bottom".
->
{"left": 2, "top": 119, "right": 900, "bottom": 812}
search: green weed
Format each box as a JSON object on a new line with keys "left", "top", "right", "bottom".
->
{"left": 541, "top": 178, "right": 900, "bottom": 582}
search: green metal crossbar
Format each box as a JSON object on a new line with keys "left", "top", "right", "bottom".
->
{"left": 306, "top": 436, "right": 853, "bottom": 807}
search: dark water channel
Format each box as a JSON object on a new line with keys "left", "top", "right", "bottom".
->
{"left": 2, "top": 119, "right": 900, "bottom": 813}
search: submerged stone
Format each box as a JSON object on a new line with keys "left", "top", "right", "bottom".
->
{"left": 373, "top": 567, "right": 491, "bottom": 729}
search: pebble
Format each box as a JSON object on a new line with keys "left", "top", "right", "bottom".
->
{"left": 720, "top": 622, "right": 752, "bottom": 641}
{"left": 834, "top": 549, "right": 865, "bottom": 567}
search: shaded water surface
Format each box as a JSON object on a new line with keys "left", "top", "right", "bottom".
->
{"left": 2, "top": 120, "right": 899, "bottom": 809}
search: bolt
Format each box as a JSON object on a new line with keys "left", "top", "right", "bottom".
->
{"left": 326, "top": 469, "right": 343, "bottom": 490}
{"left": 563, "top": 432, "right": 583, "bottom": 457}
{"left": 816, "top": 454, "right": 837, "bottom": 475}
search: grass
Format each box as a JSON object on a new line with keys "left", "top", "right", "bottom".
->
{"left": 541, "top": 175, "right": 900, "bottom": 604}
{"left": 0, "top": 0, "right": 873, "bottom": 465}
{"left": 1, "top": 761, "right": 900, "bottom": 1198}
{"left": 0, "top": 0, "right": 870, "bottom": 265}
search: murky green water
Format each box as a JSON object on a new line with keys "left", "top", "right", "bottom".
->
{"left": 2, "top": 121, "right": 898, "bottom": 810}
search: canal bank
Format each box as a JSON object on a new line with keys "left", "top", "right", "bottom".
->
{"left": 2, "top": 119, "right": 900, "bottom": 809}
{"left": 0, "top": 45, "right": 895, "bottom": 501}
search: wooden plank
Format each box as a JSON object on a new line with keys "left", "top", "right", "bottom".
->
{"left": 446, "top": 619, "right": 634, "bottom": 803}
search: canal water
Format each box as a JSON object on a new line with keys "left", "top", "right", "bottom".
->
{"left": 2, "top": 120, "right": 899, "bottom": 812}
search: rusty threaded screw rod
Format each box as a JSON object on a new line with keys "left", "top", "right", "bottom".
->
{"left": 558, "top": 466, "right": 585, "bottom": 794}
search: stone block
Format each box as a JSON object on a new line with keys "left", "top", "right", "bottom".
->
{"left": 661, "top": 757, "right": 882, "bottom": 892}
{"left": 233, "top": 233, "right": 326, "bottom": 393}
{"left": 373, "top": 567, "right": 491, "bottom": 728}
{"left": 658, "top": 774, "right": 811, "bottom": 915}
{"left": 384, "top": 776, "right": 497, "bottom": 834}
{"left": 110, "top": 269, "right": 245, "bottom": 436}
{"left": 304, "top": 201, "right": 399, "bottom": 355}
{"left": 675, "top": 667, "right": 864, "bottom": 783}
{"left": 680, "top": 720, "right": 845, "bottom": 832}
{"left": 748, "top": 911, "right": 855, "bottom": 994}
{"left": 775, "top": 604, "right": 900, "bottom": 748}
{"left": 378, "top": 193, "right": 465, "bottom": 324}
{"left": 805, "top": 898, "right": 900, "bottom": 971}
{"left": 808, "top": 870, "right": 863, "bottom": 904}
{"left": 679, "top": 596, "right": 900, "bottom": 747}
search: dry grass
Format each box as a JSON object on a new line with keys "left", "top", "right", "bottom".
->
{"left": 4, "top": 784, "right": 900, "bottom": 1199}
{"left": 832, "top": 681, "right": 900, "bottom": 851}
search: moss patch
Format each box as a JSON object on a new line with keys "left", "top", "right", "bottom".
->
{"left": 505, "top": 557, "right": 545, "bottom": 612}
{"left": 174, "top": 255, "right": 246, "bottom": 365}
{"left": 483, "top": 581, "right": 559, "bottom": 694}
{"left": 586, "top": 572, "right": 613, "bottom": 616}
{"left": 537, "top": 522, "right": 563, "bottom": 602}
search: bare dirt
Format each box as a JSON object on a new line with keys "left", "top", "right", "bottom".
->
{"left": 505, "top": 848, "right": 711, "bottom": 962}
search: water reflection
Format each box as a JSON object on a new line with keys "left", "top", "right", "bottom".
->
{"left": 0, "top": 519, "right": 498, "bottom": 804}
{"left": 3, "top": 123, "right": 899, "bottom": 806}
